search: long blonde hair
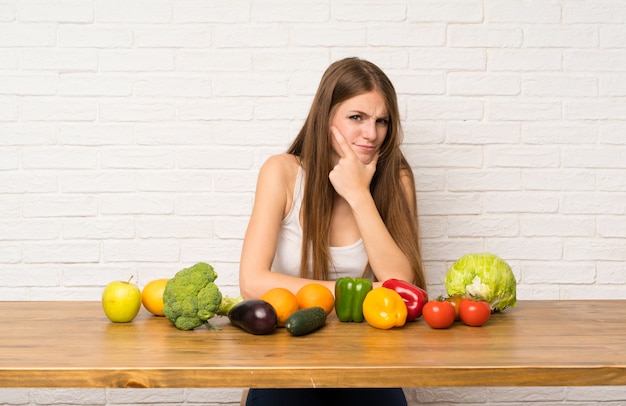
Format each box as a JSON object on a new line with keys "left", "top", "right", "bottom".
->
{"left": 287, "top": 57, "right": 426, "bottom": 289}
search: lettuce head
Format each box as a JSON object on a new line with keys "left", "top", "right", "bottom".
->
{"left": 444, "top": 253, "right": 517, "bottom": 311}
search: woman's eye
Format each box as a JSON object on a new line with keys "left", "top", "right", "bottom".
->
{"left": 377, "top": 118, "right": 389, "bottom": 125}
{"left": 349, "top": 115, "right": 362, "bottom": 121}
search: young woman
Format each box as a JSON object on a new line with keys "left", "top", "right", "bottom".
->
{"left": 239, "top": 57, "right": 426, "bottom": 406}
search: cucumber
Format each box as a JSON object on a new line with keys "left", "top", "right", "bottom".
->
{"left": 285, "top": 307, "right": 327, "bottom": 336}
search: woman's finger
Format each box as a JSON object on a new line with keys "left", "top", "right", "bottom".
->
{"left": 331, "top": 126, "right": 356, "bottom": 159}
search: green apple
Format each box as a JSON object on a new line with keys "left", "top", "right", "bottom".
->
{"left": 102, "top": 276, "right": 142, "bottom": 323}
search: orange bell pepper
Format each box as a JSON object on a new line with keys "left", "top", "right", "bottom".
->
{"left": 362, "top": 287, "right": 408, "bottom": 329}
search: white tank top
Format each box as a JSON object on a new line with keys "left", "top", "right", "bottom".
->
{"left": 271, "top": 166, "right": 371, "bottom": 280}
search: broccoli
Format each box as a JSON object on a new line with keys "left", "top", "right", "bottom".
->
{"left": 162, "top": 262, "right": 243, "bottom": 330}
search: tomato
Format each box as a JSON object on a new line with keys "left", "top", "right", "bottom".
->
{"left": 445, "top": 295, "right": 463, "bottom": 321}
{"left": 422, "top": 300, "right": 456, "bottom": 329}
{"left": 459, "top": 298, "right": 491, "bottom": 327}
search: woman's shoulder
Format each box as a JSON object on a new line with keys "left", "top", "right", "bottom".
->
{"left": 259, "top": 153, "right": 301, "bottom": 179}
{"left": 256, "top": 154, "right": 301, "bottom": 197}
{"left": 256, "top": 154, "right": 302, "bottom": 217}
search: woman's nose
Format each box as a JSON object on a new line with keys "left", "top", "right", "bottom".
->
{"left": 362, "top": 120, "right": 377, "bottom": 140}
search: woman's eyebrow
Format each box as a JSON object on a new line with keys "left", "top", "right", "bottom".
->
{"left": 348, "top": 109, "right": 389, "bottom": 119}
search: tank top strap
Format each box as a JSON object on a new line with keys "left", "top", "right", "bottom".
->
{"left": 292, "top": 166, "right": 304, "bottom": 216}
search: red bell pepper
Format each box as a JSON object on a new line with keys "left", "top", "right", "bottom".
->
{"left": 382, "top": 279, "right": 429, "bottom": 321}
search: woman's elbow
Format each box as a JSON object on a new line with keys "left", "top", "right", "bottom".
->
{"left": 238, "top": 274, "right": 255, "bottom": 299}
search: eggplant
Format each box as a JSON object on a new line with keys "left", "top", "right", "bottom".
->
{"left": 227, "top": 299, "right": 277, "bottom": 335}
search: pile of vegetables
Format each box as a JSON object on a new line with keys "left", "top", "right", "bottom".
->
{"left": 163, "top": 252, "right": 515, "bottom": 335}
{"left": 420, "top": 252, "right": 517, "bottom": 329}
{"left": 444, "top": 252, "right": 517, "bottom": 312}
{"left": 334, "top": 276, "right": 429, "bottom": 330}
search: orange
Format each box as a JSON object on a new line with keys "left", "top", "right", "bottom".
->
{"left": 261, "top": 287, "right": 299, "bottom": 327}
{"left": 296, "top": 283, "right": 335, "bottom": 315}
{"left": 141, "top": 279, "right": 169, "bottom": 316}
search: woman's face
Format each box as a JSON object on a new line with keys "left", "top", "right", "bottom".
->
{"left": 330, "top": 90, "right": 389, "bottom": 165}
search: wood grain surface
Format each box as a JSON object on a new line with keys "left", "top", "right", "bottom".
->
{"left": 1, "top": 300, "right": 625, "bottom": 388}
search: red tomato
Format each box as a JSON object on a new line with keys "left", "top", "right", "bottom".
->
{"left": 422, "top": 300, "right": 456, "bottom": 329}
{"left": 459, "top": 298, "right": 491, "bottom": 327}
{"left": 446, "top": 295, "right": 463, "bottom": 321}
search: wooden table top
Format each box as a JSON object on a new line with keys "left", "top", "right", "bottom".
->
{"left": 1, "top": 300, "right": 625, "bottom": 389}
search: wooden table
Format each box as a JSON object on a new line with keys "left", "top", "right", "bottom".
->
{"left": 1, "top": 300, "right": 625, "bottom": 389}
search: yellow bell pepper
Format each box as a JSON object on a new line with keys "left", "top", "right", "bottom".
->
{"left": 362, "top": 287, "right": 408, "bottom": 329}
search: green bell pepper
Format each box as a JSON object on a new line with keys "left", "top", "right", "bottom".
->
{"left": 334, "top": 277, "right": 373, "bottom": 322}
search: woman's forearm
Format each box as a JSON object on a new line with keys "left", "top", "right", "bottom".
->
{"left": 348, "top": 192, "right": 414, "bottom": 283}
{"left": 238, "top": 266, "right": 337, "bottom": 299}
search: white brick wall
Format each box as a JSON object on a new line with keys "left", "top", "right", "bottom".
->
{"left": 1, "top": 0, "right": 625, "bottom": 404}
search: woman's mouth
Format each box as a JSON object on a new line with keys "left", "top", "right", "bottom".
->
{"left": 356, "top": 144, "right": 376, "bottom": 153}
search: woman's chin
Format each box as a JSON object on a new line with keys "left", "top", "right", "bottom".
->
{"left": 358, "top": 154, "right": 375, "bottom": 165}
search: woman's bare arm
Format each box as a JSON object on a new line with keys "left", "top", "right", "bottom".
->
{"left": 239, "top": 154, "right": 337, "bottom": 298}
{"left": 329, "top": 128, "right": 415, "bottom": 283}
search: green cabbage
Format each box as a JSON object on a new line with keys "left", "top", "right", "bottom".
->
{"left": 444, "top": 253, "right": 517, "bottom": 311}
